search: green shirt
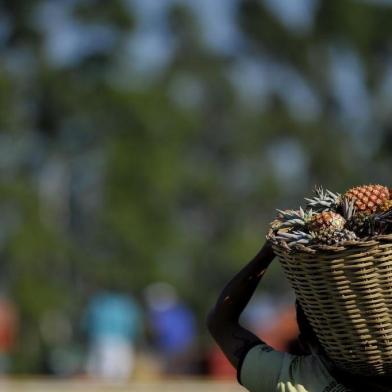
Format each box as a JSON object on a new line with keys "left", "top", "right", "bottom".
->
{"left": 239, "top": 344, "right": 349, "bottom": 392}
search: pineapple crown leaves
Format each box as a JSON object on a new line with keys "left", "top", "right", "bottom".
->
{"left": 347, "top": 209, "right": 392, "bottom": 237}
{"left": 370, "top": 209, "right": 392, "bottom": 235}
{"left": 376, "top": 209, "right": 392, "bottom": 223}
{"left": 276, "top": 207, "right": 314, "bottom": 228}
{"left": 274, "top": 229, "right": 313, "bottom": 247}
{"left": 273, "top": 228, "right": 357, "bottom": 248}
{"left": 270, "top": 184, "right": 392, "bottom": 250}
{"left": 340, "top": 197, "right": 357, "bottom": 220}
{"left": 305, "top": 186, "right": 341, "bottom": 211}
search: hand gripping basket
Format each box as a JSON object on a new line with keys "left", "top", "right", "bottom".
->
{"left": 269, "top": 233, "right": 392, "bottom": 376}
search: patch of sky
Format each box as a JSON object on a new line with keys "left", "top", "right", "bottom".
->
{"left": 262, "top": 0, "right": 319, "bottom": 35}
{"left": 375, "top": 63, "right": 392, "bottom": 119}
{"left": 35, "top": 0, "right": 118, "bottom": 67}
{"left": 329, "top": 45, "right": 380, "bottom": 157}
{"left": 227, "top": 157, "right": 269, "bottom": 197}
{"left": 126, "top": 0, "right": 243, "bottom": 79}
{"left": 268, "top": 62, "right": 321, "bottom": 121}
{"left": 329, "top": 46, "right": 370, "bottom": 125}
{"left": 125, "top": 30, "right": 175, "bottom": 78}
{"left": 185, "top": 0, "right": 244, "bottom": 55}
{"left": 124, "top": 0, "right": 176, "bottom": 80}
{"left": 267, "top": 138, "right": 309, "bottom": 193}
{"left": 228, "top": 56, "right": 270, "bottom": 109}
{"left": 229, "top": 55, "right": 321, "bottom": 121}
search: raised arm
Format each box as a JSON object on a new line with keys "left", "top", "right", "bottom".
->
{"left": 206, "top": 241, "right": 275, "bottom": 368}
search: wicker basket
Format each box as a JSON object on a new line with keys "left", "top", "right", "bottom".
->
{"left": 269, "top": 233, "right": 392, "bottom": 376}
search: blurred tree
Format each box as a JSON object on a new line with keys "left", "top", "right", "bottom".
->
{"left": 0, "top": 0, "right": 391, "bottom": 371}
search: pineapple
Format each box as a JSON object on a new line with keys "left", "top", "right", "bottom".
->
{"left": 343, "top": 185, "right": 390, "bottom": 236}
{"left": 275, "top": 209, "right": 346, "bottom": 231}
{"left": 344, "top": 184, "right": 389, "bottom": 215}
{"left": 312, "top": 227, "right": 357, "bottom": 246}
{"left": 345, "top": 208, "right": 392, "bottom": 237}
{"left": 273, "top": 227, "right": 357, "bottom": 248}
{"left": 270, "top": 184, "right": 391, "bottom": 250}
{"left": 271, "top": 208, "right": 353, "bottom": 249}
{"left": 306, "top": 184, "right": 390, "bottom": 216}
{"left": 307, "top": 211, "right": 346, "bottom": 232}
{"left": 346, "top": 212, "right": 370, "bottom": 236}
{"left": 307, "top": 211, "right": 355, "bottom": 246}
{"left": 380, "top": 199, "right": 392, "bottom": 213}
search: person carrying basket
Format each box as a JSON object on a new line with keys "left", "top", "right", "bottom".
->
{"left": 207, "top": 185, "right": 392, "bottom": 392}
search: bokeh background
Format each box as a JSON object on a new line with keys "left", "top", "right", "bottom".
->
{"left": 0, "top": 0, "right": 391, "bottom": 388}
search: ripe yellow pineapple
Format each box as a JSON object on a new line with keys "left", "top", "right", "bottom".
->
{"left": 307, "top": 211, "right": 355, "bottom": 246}
{"left": 344, "top": 184, "right": 389, "bottom": 215}
{"left": 307, "top": 211, "right": 346, "bottom": 232}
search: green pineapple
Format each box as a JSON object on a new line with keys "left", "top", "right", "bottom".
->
{"left": 313, "top": 227, "right": 357, "bottom": 246}
{"left": 346, "top": 212, "right": 371, "bottom": 236}
{"left": 273, "top": 227, "right": 357, "bottom": 248}
{"left": 346, "top": 209, "right": 392, "bottom": 237}
{"left": 271, "top": 207, "right": 356, "bottom": 249}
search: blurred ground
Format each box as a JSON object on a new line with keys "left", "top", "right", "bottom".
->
{"left": 0, "top": 379, "right": 242, "bottom": 392}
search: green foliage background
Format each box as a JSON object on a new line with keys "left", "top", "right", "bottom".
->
{"left": 0, "top": 0, "right": 391, "bottom": 371}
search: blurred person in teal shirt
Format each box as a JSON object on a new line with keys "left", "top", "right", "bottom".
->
{"left": 83, "top": 291, "right": 142, "bottom": 381}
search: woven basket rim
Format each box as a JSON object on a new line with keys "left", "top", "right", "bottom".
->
{"left": 267, "top": 232, "right": 392, "bottom": 254}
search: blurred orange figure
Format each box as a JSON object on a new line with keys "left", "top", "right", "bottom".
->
{"left": 208, "top": 304, "right": 300, "bottom": 380}
{"left": 208, "top": 344, "right": 236, "bottom": 379}
{"left": 258, "top": 304, "right": 299, "bottom": 352}
{"left": 0, "top": 297, "right": 18, "bottom": 373}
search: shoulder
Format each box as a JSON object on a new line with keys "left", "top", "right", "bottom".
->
{"left": 238, "top": 343, "right": 285, "bottom": 391}
{"left": 239, "top": 344, "right": 349, "bottom": 392}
